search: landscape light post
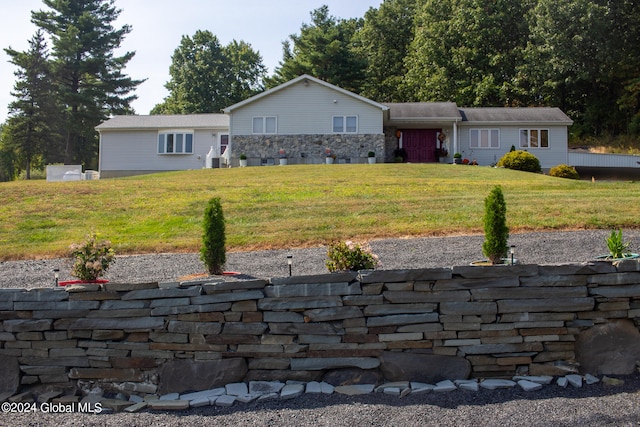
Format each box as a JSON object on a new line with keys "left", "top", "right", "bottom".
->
{"left": 53, "top": 268, "right": 59, "bottom": 286}
{"left": 287, "top": 255, "right": 292, "bottom": 277}
{"left": 510, "top": 245, "right": 516, "bottom": 265}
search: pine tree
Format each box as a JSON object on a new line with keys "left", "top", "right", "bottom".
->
{"left": 4, "top": 30, "right": 59, "bottom": 179}
{"left": 31, "top": 0, "right": 143, "bottom": 168}
{"left": 482, "top": 186, "right": 509, "bottom": 264}
{"left": 267, "top": 6, "right": 366, "bottom": 93}
{"left": 200, "top": 197, "right": 226, "bottom": 275}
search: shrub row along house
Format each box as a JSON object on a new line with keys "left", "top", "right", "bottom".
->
{"left": 96, "top": 75, "right": 573, "bottom": 178}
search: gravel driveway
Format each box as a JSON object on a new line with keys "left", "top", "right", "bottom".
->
{"left": 1, "top": 229, "right": 639, "bottom": 426}
{"left": 2, "top": 229, "right": 640, "bottom": 289}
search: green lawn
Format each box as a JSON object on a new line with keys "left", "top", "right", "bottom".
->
{"left": 1, "top": 164, "right": 639, "bottom": 260}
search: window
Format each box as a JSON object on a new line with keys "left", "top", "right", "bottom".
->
{"left": 252, "top": 116, "right": 277, "bottom": 134}
{"left": 470, "top": 129, "right": 500, "bottom": 148}
{"left": 158, "top": 132, "right": 193, "bottom": 154}
{"left": 220, "top": 134, "right": 229, "bottom": 154}
{"left": 333, "top": 115, "right": 358, "bottom": 133}
{"left": 520, "top": 129, "right": 549, "bottom": 149}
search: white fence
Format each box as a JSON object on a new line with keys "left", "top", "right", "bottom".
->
{"left": 568, "top": 151, "right": 640, "bottom": 169}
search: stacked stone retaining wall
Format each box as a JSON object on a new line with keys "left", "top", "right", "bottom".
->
{"left": 230, "top": 134, "right": 386, "bottom": 166}
{"left": 1, "top": 260, "right": 639, "bottom": 396}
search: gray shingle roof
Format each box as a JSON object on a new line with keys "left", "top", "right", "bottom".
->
{"left": 384, "top": 102, "right": 462, "bottom": 120}
{"left": 460, "top": 107, "right": 573, "bottom": 124}
{"left": 96, "top": 114, "right": 229, "bottom": 130}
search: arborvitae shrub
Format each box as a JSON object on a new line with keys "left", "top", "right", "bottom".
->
{"left": 497, "top": 150, "right": 541, "bottom": 173}
{"left": 200, "top": 197, "right": 226, "bottom": 275}
{"left": 549, "top": 164, "right": 580, "bottom": 179}
{"left": 482, "top": 186, "right": 509, "bottom": 265}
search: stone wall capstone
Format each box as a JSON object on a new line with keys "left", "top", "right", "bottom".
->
{"left": 1, "top": 260, "right": 639, "bottom": 398}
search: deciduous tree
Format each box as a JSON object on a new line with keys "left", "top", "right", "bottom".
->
{"left": 152, "top": 31, "right": 265, "bottom": 114}
{"left": 356, "top": 0, "right": 423, "bottom": 102}
{"left": 403, "top": 0, "right": 532, "bottom": 106}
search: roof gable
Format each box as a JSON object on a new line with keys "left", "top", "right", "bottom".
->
{"left": 223, "top": 74, "right": 389, "bottom": 113}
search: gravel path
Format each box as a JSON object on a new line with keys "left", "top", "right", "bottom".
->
{"left": 1, "top": 229, "right": 639, "bottom": 426}
{"left": 2, "top": 229, "right": 640, "bottom": 289}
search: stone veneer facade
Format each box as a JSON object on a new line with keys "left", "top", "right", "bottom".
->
{"left": 1, "top": 260, "right": 639, "bottom": 397}
{"left": 230, "top": 134, "right": 387, "bottom": 166}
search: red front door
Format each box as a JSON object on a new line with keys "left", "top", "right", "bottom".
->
{"left": 401, "top": 129, "right": 439, "bottom": 162}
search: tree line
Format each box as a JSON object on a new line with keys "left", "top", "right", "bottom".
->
{"left": 1, "top": 0, "right": 639, "bottom": 181}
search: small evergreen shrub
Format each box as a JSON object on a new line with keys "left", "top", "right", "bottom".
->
{"left": 482, "top": 186, "right": 509, "bottom": 265}
{"left": 200, "top": 197, "right": 226, "bottom": 275}
{"left": 497, "top": 150, "right": 541, "bottom": 173}
{"left": 549, "top": 164, "right": 580, "bottom": 179}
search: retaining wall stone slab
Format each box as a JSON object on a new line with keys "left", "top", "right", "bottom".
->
{"left": 291, "top": 357, "right": 380, "bottom": 371}
{"left": 158, "top": 358, "right": 248, "bottom": 394}
{"left": 68, "top": 317, "right": 164, "bottom": 330}
{"left": 383, "top": 290, "right": 470, "bottom": 303}
{"left": 497, "top": 298, "right": 595, "bottom": 313}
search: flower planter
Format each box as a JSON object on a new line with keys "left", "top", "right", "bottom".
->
{"left": 58, "top": 279, "right": 109, "bottom": 287}
{"left": 594, "top": 253, "right": 639, "bottom": 262}
{"left": 279, "top": 158, "right": 287, "bottom": 166}
{"left": 367, "top": 157, "right": 376, "bottom": 164}
{"left": 470, "top": 258, "right": 518, "bottom": 266}
{"left": 326, "top": 157, "right": 334, "bottom": 164}
{"left": 239, "top": 159, "right": 248, "bottom": 167}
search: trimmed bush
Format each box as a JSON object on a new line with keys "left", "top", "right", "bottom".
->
{"left": 482, "top": 186, "right": 509, "bottom": 265}
{"left": 549, "top": 164, "right": 580, "bottom": 179}
{"left": 326, "top": 240, "right": 379, "bottom": 272}
{"left": 200, "top": 197, "right": 226, "bottom": 275}
{"left": 497, "top": 150, "right": 541, "bottom": 173}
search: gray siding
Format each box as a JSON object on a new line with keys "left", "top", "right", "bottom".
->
{"left": 456, "top": 125, "right": 568, "bottom": 169}
{"left": 99, "top": 129, "right": 223, "bottom": 176}
{"left": 230, "top": 79, "right": 384, "bottom": 136}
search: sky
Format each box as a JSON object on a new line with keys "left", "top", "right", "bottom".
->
{"left": 0, "top": 0, "right": 382, "bottom": 123}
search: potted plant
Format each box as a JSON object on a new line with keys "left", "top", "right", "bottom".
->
{"left": 326, "top": 240, "right": 379, "bottom": 272}
{"left": 60, "top": 232, "right": 115, "bottom": 285}
{"left": 595, "top": 229, "right": 639, "bottom": 261}
{"left": 393, "top": 148, "right": 407, "bottom": 163}
{"left": 239, "top": 153, "right": 248, "bottom": 167}
{"left": 279, "top": 149, "right": 287, "bottom": 166}
{"left": 472, "top": 186, "right": 511, "bottom": 265}
{"left": 325, "top": 148, "right": 335, "bottom": 164}
{"left": 453, "top": 153, "right": 462, "bottom": 164}
{"left": 367, "top": 151, "right": 376, "bottom": 164}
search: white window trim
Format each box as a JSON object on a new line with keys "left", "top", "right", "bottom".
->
{"left": 332, "top": 115, "right": 358, "bottom": 134}
{"left": 469, "top": 128, "right": 500, "bottom": 149}
{"left": 158, "top": 130, "right": 194, "bottom": 155}
{"left": 519, "top": 128, "right": 550, "bottom": 149}
{"left": 252, "top": 116, "right": 277, "bottom": 134}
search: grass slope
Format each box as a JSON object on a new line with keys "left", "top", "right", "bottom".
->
{"left": 1, "top": 164, "right": 639, "bottom": 260}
